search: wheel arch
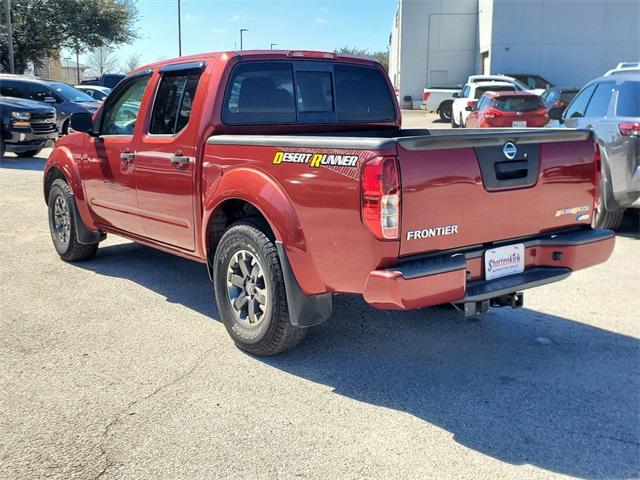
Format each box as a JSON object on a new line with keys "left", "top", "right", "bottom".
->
{"left": 202, "top": 167, "right": 325, "bottom": 295}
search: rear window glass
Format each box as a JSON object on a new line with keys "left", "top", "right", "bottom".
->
{"left": 222, "top": 61, "right": 395, "bottom": 125}
{"left": 475, "top": 85, "right": 515, "bottom": 98}
{"left": 492, "top": 96, "right": 542, "bottom": 112}
{"left": 616, "top": 81, "right": 640, "bottom": 117}
{"left": 334, "top": 64, "right": 395, "bottom": 122}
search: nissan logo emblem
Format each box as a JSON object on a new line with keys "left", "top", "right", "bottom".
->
{"left": 503, "top": 142, "right": 517, "bottom": 160}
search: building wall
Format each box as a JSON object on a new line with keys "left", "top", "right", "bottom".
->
{"left": 389, "top": 0, "right": 478, "bottom": 105}
{"left": 488, "top": 0, "right": 640, "bottom": 86}
{"left": 390, "top": 0, "right": 640, "bottom": 106}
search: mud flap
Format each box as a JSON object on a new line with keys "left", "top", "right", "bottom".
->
{"left": 275, "top": 241, "right": 333, "bottom": 328}
{"left": 69, "top": 199, "right": 104, "bottom": 245}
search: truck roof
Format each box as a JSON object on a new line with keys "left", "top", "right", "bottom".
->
{"left": 135, "top": 50, "right": 381, "bottom": 74}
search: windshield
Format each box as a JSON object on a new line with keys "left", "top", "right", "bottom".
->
{"left": 50, "top": 83, "right": 96, "bottom": 103}
{"left": 475, "top": 85, "right": 515, "bottom": 99}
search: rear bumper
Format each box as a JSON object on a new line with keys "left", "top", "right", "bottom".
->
{"left": 363, "top": 228, "right": 615, "bottom": 310}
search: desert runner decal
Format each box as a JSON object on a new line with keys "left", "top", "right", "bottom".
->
{"left": 555, "top": 205, "right": 590, "bottom": 217}
{"left": 273, "top": 151, "right": 359, "bottom": 168}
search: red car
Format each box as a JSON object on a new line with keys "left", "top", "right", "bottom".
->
{"left": 43, "top": 50, "right": 613, "bottom": 355}
{"left": 466, "top": 91, "right": 549, "bottom": 128}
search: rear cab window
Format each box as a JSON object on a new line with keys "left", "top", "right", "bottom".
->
{"left": 221, "top": 61, "right": 395, "bottom": 125}
{"left": 474, "top": 85, "right": 515, "bottom": 99}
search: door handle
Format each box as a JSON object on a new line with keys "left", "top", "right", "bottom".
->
{"left": 120, "top": 150, "right": 135, "bottom": 164}
{"left": 170, "top": 152, "right": 190, "bottom": 168}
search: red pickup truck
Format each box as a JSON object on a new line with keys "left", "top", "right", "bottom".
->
{"left": 44, "top": 50, "right": 615, "bottom": 355}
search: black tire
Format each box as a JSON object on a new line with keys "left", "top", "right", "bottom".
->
{"left": 62, "top": 120, "right": 70, "bottom": 135}
{"left": 15, "top": 149, "right": 42, "bottom": 158}
{"left": 594, "top": 207, "right": 625, "bottom": 230}
{"left": 438, "top": 102, "right": 452, "bottom": 122}
{"left": 0, "top": 132, "right": 5, "bottom": 158}
{"left": 47, "top": 179, "right": 99, "bottom": 261}
{"left": 460, "top": 113, "right": 466, "bottom": 128}
{"left": 213, "top": 221, "right": 305, "bottom": 356}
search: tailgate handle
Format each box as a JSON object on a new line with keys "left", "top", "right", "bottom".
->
{"left": 495, "top": 160, "right": 528, "bottom": 180}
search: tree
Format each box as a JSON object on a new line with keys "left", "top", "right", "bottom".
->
{"left": 122, "top": 52, "right": 142, "bottom": 73}
{"left": 334, "top": 46, "right": 389, "bottom": 71}
{"left": 0, "top": 0, "right": 138, "bottom": 73}
{"left": 87, "top": 46, "right": 120, "bottom": 76}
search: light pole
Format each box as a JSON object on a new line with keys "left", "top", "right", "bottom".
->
{"left": 270, "top": 43, "right": 278, "bottom": 50}
{"left": 5, "top": 0, "right": 15, "bottom": 73}
{"left": 240, "top": 28, "right": 249, "bottom": 50}
{"left": 177, "top": 0, "right": 182, "bottom": 56}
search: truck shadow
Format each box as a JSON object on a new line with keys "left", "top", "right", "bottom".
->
{"left": 0, "top": 155, "right": 47, "bottom": 171}
{"left": 78, "top": 242, "right": 639, "bottom": 479}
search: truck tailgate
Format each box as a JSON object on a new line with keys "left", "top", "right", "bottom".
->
{"left": 398, "top": 130, "right": 596, "bottom": 256}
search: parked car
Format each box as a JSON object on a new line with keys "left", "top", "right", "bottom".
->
{"left": 467, "top": 74, "right": 532, "bottom": 92}
{"left": 43, "top": 50, "right": 614, "bottom": 355}
{"left": 541, "top": 87, "right": 579, "bottom": 110}
{"left": 80, "top": 73, "right": 125, "bottom": 89}
{"left": 0, "top": 74, "right": 100, "bottom": 134}
{"left": 421, "top": 87, "right": 459, "bottom": 122}
{"left": 74, "top": 85, "right": 111, "bottom": 102}
{"left": 501, "top": 73, "right": 553, "bottom": 95}
{"left": 549, "top": 71, "right": 640, "bottom": 229}
{"left": 0, "top": 96, "right": 57, "bottom": 157}
{"left": 465, "top": 92, "right": 548, "bottom": 128}
{"left": 452, "top": 81, "right": 518, "bottom": 127}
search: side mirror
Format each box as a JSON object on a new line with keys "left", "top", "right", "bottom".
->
{"left": 44, "top": 96, "right": 57, "bottom": 104}
{"left": 548, "top": 106, "right": 564, "bottom": 122}
{"left": 452, "top": 92, "right": 460, "bottom": 98}
{"left": 69, "top": 112, "right": 95, "bottom": 135}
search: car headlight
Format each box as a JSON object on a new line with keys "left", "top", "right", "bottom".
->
{"left": 11, "top": 111, "right": 31, "bottom": 121}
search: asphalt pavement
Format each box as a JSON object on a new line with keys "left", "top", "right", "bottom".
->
{"left": 0, "top": 146, "right": 638, "bottom": 480}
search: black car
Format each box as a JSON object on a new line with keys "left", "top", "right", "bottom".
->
{"left": 0, "top": 96, "right": 57, "bottom": 158}
{"left": 503, "top": 73, "right": 553, "bottom": 92}
{"left": 0, "top": 75, "right": 100, "bottom": 134}
{"left": 540, "top": 87, "right": 579, "bottom": 110}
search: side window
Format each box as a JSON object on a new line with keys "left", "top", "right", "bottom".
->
{"left": 101, "top": 75, "right": 151, "bottom": 135}
{"left": 564, "top": 84, "right": 596, "bottom": 119}
{"left": 223, "top": 62, "right": 295, "bottom": 125}
{"left": 28, "top": 83, "right": 56, "bottom": 102}
{"left": 0, "top": 80, "right": 27, "bottom": 98}
{"left": 615, "top": 81, "right": 640, "bottom": 117}
{"left": 149, "top": 71, "right": 201, "bottom": 134}
{"left": 462, "top": 85, "right": 471, "bottom": 97}
{"left": 584, "top": 82, "right": 613, "bottom": 118}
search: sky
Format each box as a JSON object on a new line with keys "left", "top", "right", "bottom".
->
{"left": 79, "top": 0, "right": 397, "bottom": 70}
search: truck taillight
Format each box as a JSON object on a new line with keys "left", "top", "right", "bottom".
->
{"left": 593, "top": 142, "right": 603, "bottom": 216}
{"left": 619, "top": 122, "right": 640, "bottom": 137}
{"left": 362, "top": 157, "right": 400, "bottom": 240}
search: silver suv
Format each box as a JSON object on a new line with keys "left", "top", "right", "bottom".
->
{"left": 551, "top": 72, "right": 640, "bottom": 229}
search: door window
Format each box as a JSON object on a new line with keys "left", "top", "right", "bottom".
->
{"left": 149, "top": 70, "right": 201, "bottom": 134}
{"left": 462, "top": 85, "right": 471, "bottom": 98}
{"left": 615, "top": 81, "right": 640, "bottom": 117}
{"left": 564, "top": 84, "right": 596, "bottom": 119}
{"left": 0, "top": 80, "right": 28, "bottom": 98}
{"left": 28, "top": 83, "right": 57, "bottom": 103}
{"left": 584, "top": 82, "right": 613, "bottom": 117}
{"left": 100, "top": 75, "right": 151, "bottom": 135}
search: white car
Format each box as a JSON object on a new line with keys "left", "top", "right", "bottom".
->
{"left": 74, "top": 85, "right": 112, "bottom": 102}
{"left": 421, "top": 87, "right": 459, "bottom": 122}
{"left": 451, "top": 81, "right": 518, "bottom": 128}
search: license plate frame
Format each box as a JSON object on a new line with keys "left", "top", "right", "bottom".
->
{"left": 484, "top": 244, "right": 525, "bottom": 281}
{"left": 512, "top": 120, "right": 527, "bottom": 128}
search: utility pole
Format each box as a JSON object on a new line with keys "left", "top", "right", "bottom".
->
{"left": 177, "top": 0, "right": 182, "bottom": 56}
{"left": 76, "top": 49, "right": 80, "bottom": 83}
{"left": 5, "top": 0, "right": 15, "bottom": 73}
{"left": 240, "top": 28, "right": 249, "bottom": 50}
{"left": 270, "top": 43, "right": 278, "bottom": 50}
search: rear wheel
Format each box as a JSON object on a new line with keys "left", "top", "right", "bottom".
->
{"left": 47, "top": 179, "right": 99, "bottom": 261}
{"left": 15, "top": 149, "right": 42, "bottom": 158}
{"left": 439, "top": 102, "right": 452, "bottom": 122}
{"left": 213, "top": 221, "right": 305, "bottom": 356}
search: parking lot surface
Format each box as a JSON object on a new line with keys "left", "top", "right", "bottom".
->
{"left": 1, "top": 148, "right": 639, "bottom": 480}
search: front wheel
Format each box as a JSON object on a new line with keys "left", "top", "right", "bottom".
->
{"left": 213, "top": 221, "right": 305, "bottom": 356}
{"left": 47, "top": 179, "right": 99, "bottom": 261}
